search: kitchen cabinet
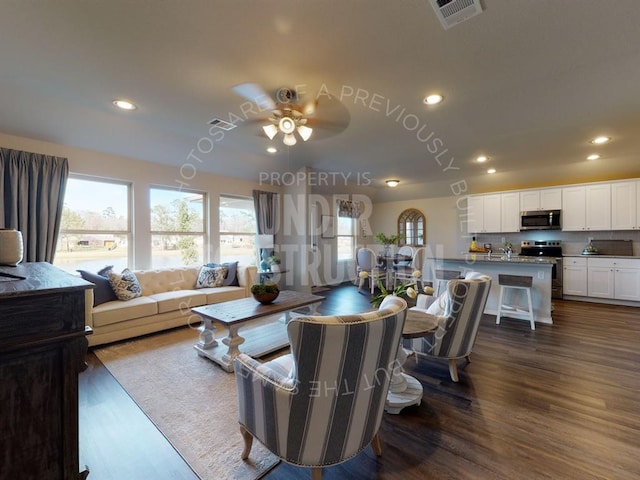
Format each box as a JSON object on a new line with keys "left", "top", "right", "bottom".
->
{"left": 611, "top": 180, "right": 640, "bottom": 230}
{"left": 467, "top": 194, "right": 502, "bottom": 233}
{"left": 587, "top": 257, "right": 640, "bottom": 301}
{"left": 562, "top": 184, "right": 611, "bottom": 231}
{"left": 500, "top": 191, "right": 520, "bottom": 232}
{"left": 563, "top": 256, "right": 587, "bottom": 296}
{"left": 520, "top": 188, "right": 562, "bottom": 212}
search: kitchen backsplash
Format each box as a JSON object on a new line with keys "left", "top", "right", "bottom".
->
{"left": 476, "top": 230, "right": 640, "bottom": 256}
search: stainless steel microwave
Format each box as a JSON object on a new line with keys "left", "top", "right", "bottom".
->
{"left": 520, "top": 210, "right": 561, "bottom": 230}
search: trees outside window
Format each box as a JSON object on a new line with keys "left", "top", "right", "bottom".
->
{"left": 219, "top": 195, "right": 256, "bottom": 265}
{"left": 150, "top": 187, "right": 205, "bottom": 267}
{"left": 54, "top": 176, "right": 130, "bottom": 273}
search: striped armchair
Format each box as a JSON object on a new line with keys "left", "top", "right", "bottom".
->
{"left": 404, "top": 273, "right": 491, "bottom": 382}
{"left": 234, "top": 295, "right": 407, "bottom": 479}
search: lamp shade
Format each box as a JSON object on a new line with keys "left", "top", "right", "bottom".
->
{"left": 297, "top": 125, "right": 312, "bottom": 141}
{"left": 263, "top": 124, "right": 278, "bottom": 140}
{"left": 255, "top": 234, "right": 274, "bottom": 249}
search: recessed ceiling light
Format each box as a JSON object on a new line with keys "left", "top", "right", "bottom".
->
{"left": 386, "top": 179, "right": 400, "bottom": 187}
{"left": 591, "top": 136, "right": 610, "bottom": 144}
{"left": 487, "top": 168, "right": 496, "bottom": 174}
{"left": 476, "top": 155, "right": 488, "bottom": 163}
{"left": 424, "top": 94, "right": 443, "bottom": 105}
{"left": 113, "top": 99, "right": 137, "bottom": 111}
{"left": 266, "top": 147, "right": 278, "bottom": 154}
{"left": 586, "top": 154, "right": 600, "bottom": 161}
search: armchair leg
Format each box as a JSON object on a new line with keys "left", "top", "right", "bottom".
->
{"left": 239, "top": 426, "right": 253, "bottom": 460}
{"left": 448, "top": 359, "right": 459, "bottom": 382}
{"left": 465, "top": 354, "right": 471, "bottom": 364}
{"left": 371, "top": 431, "right": 383, "bottom": 456}
{"left": 311, "top": 467, "right": 323, "bottom": 480}
{"left": 358, "top": 277, "right": 364, "bottom": 292}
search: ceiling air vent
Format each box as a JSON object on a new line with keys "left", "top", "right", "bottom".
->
{"left": 429, "top": 0, "right": 483, "bottom": 30}
{"left": 208, "top": 118, "right": 237, "bottom": 131}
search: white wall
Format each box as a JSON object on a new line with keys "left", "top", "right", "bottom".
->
{"left": 0, "top": 132, "right": 280, "bottom": 270}
{"left": 370, "top": 195, "right": 470, "bottom": 258}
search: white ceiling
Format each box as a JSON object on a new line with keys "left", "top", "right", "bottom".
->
{"left": 1, "top": 0, "right": 640, "bottom": 201}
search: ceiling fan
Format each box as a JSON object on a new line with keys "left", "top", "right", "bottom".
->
{"left": 232, "top": 83, "right": 349, "bottom": 145}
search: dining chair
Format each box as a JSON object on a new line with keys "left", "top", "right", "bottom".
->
{"left": 356, "top": 247, "right": 386, "bottom": 294}
{"left": 393, "top": 247, "right": 425, "bottom": 287}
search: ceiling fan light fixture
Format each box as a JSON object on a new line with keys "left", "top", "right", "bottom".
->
{"left": 279, "top": 116, "right": 296, "bottom": 134}
{"left": 386, "top": 179, "right": 400, "bottom": 187}
{"left": 263, "top": 124, "right": 278, "bottom": 140}
{"left": 283, "top": 133, "right": 297, "bottom": 146}
{"left": 297, "top": 125, "right": 313, "bottom": 141}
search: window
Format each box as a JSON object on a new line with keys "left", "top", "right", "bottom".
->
{"left": 398, "top": 208, "right": 425, "bottom": 246}
{"left": 337, "top": 216, "right": 356, "bottom": 261}
{"left": 219, "top": 195, "right": 256, "bottom": 264}
{"left": 54, "top": 176, "right": 131, "bottom": 273}
{"left": 150, "top": 187, "right": 205, "bottom": 267}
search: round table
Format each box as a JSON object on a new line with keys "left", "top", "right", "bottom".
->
{"left": 385, "top": 309, "right": 439, "bottom": 414}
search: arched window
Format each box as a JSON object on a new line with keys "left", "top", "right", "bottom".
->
{"left": 398, "top": 208, "right": 425, "bottom": 246}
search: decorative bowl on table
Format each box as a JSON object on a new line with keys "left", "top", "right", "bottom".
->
{"left": 250, "top": 282, "right": 280, "bottom": 304}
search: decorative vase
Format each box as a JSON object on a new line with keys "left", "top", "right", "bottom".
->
{"left": 270, "top": 264, "right": 280, "bottom": 273}
{"left": 0, "top": 229, "right": 24, "bottom": 266}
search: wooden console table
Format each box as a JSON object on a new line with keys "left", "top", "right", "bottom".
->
{"left": 0, "top": 262, "right": 93, "bottom": 480}
{"left": 192, "top": 290, "right": 324, "bottom": 372}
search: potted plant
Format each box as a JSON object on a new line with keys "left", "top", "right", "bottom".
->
{"left": 267, "top": 254, "right": 281, "bottom": 272}
{"left": 374, "top": 232, "right": 404, "bottom": 257}
{"left": 250, "top": 282, "right": 280, "bottom": 304}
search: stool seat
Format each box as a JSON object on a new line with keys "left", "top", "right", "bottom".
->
{"left": 496, "top": 274, "right": 535, "bottom": 330}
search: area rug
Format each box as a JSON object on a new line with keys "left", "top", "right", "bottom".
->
{"left": 93, "top": 327, "right": 280, "bottom": 480}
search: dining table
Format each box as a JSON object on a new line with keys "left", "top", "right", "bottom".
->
{"left": 377, "top": 253, "right": 412, "bottom": 289}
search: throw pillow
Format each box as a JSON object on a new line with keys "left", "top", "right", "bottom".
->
{"left": 426, "top": 290, "right": 450, "bottom": 317}
{"left": 204, "top": 261, "right": 239, "bottom": 286}
{"left": 195, "top": 265, "right": 227, "bottom": 289}
{"left": 108, "top": 268, "right": 142, "bottom": 301}
{"left": 77, "top": 267, "right": 117, "bottom": 307}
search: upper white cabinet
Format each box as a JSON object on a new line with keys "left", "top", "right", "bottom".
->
{"left": 562, "top": 184, "right": 611, "bottom": 231}
{"left": 611, "top": 180, "right": 640, "bottom": 230}
{"left": 520, "top": 188, "right": 562, "bottom": 212}
{"left": 500, "top": 192, "right": 520, "bottom": 233}
{"left": 467, "top": 194, "right": 502, "bottom": 233}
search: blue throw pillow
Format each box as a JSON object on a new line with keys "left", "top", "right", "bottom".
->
{"left": 77, "top": 267, "right": 117, "bottom": 307}
{"left": 205, "top": 261, "right": 239, "bottom": 286}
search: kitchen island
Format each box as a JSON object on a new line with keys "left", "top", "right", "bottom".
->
{"left": 425, "top": 254, "right": 556, "bottom": 325}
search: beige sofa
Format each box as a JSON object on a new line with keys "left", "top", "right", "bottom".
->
{"left": 86, "top": 265, "right": 257, "bottom": 346}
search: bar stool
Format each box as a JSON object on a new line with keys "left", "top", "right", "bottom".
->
{"left": 496, "top": 274, "right": 535, "bottom": 330}
{"left": 434, "top": 269, "right": 461, "bottom": 296}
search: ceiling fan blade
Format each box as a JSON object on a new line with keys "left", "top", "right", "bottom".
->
{"left": 232, "top": 83, "right": 276, "bottom": 111}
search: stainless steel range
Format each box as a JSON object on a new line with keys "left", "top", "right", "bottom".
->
{"left": 520, "top": 240, "right": 563, "bottom": 299}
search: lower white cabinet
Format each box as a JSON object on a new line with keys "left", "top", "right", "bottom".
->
{"left": 563, "top": 257, "right": 587, "bottom": 296}
{"left": 587, "top": 257, "right": 640, "bottom": 301}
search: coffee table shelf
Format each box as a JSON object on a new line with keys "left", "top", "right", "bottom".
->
{"left": 192, "top": 290, "right": 324, "bottom": 372}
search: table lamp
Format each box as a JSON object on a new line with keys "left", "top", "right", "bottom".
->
{"left": 255, "top": 234, "right": 274, "bottom": 272}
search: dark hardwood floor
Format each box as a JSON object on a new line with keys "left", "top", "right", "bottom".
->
{"left": 80, "top": 284, "right": 640, "bottom": 479}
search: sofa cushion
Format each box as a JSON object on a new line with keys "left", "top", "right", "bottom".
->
{"left": 134, "top": 267, "right": 200, "bottom": 295}
{"left": 148, "top": 290, "right": 208, "bottom": 314}
{"left": 195, "top": 265, "right": 227, "bottom": 288}
{"left": 77, "top": 269, "right": 117, "bottom": 307}
{"left": 92, "top": 296, "right": 158, "bottom": 327}
{"left": 205, "top": 261, "right": 240, "bottom": 286}
{"left": 201, "top": 286, "right": 247, "bottom": 304}
{"left": 108, "top": 268, "right": 143, "bottom": 300}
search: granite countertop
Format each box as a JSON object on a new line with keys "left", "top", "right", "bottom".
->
{"left": 563, "top": 254, "right": 640, "bottom": 259}
{"left": 447, "top": 254, "right": 556, "bottom": 264}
